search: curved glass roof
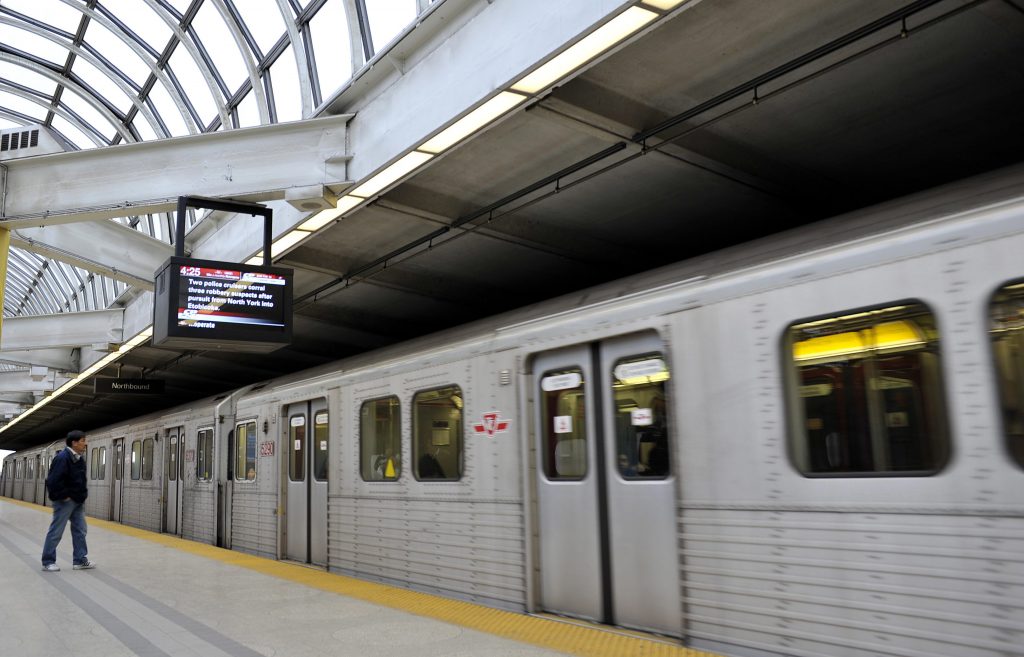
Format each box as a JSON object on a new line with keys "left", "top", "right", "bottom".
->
{"left": 0, "top": 0, "right": 436, "bottom": 326}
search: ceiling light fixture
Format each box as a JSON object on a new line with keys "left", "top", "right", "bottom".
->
{"left": 511, "top": 6, "right": 658, "bottom": 94}
{"left": 419, "top": 91, "right": 529, "bottom": 154}
{"left": 348, "top": 151, "right": 434, "bottom": 199}
{"left": 299, "top": 195, "right": 366, "bottom": 231}
{"left": 640, "top": 0, "right": 690, "bottom": 10}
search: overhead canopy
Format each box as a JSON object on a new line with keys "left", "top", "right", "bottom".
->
{"left": 0, "top": 0, "right": 1022, "bottom": 450}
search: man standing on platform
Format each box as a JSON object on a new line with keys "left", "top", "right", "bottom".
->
{"left": 41, "top": 430, "right": 95, "bottom": 572}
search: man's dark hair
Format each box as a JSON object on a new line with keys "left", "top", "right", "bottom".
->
{"left": 65, "top": 429, "right": 86, "bottom": 446}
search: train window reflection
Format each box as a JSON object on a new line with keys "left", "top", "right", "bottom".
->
{"left": 360, "top": 396, "right": 400, "bottom": 481}
{"left": 786, "top": 302, "right": 949, "bottom": 476}
{"left": 540, "top": 368, "right": 587, "bottom": 479}
{"left": 131, "top": 440, "right": 142, "bottom": 480}
{"left": 289, "top": 415, "right": 306, "bottom": 482}
{"left": 90, "top": 448, "right": 99, "bottom": 480}
{"left": 989, "top": 281, "right": 1024, "bottom": 468}
{"left": 314, "top": 412, "right": 328, "bottom": 482}
{"left": 99, "top": 447, "right": 106, "bottom": 480}
{"left": 613, "top": 354, "right": 670, "bottom": 479}
{"left": 142, "top": 438, "right": 154, "bottom": 480}
{"left": 413, "top": 385, "right": 463, "bottom": 481}
{"left": 235, "top": 421, "right": 257, "bottom": 481}
{"left": 197, "top": 428, "right": 213, "bottom": 481}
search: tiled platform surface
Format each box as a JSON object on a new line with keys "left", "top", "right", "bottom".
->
{"left": 0, "top": 498, "right": 715, "bottom": 657}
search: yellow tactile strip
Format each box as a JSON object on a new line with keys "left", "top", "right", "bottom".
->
{"left": 9, "top": 498, "right": 720, "bottom": 657}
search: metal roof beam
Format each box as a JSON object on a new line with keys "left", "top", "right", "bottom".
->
{"left": 0, "top": 115, "right": 352, "bottom": 227}
{"left": 11, "top": 221, "right": 172, "bottom": 290}
{"left": 0, "top": 348, "right": 77, "bottom": 371}
{"left": 0, "top": 309, "right": 123, "bottom": 351}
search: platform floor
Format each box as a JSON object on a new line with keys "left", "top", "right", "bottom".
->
{"left": 0, "top": 498, "right": 715, "bottom": 657}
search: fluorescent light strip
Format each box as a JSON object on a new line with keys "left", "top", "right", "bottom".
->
{"left": 641, "top": 0, "right": 689, "bottom": 9}
{"left": 0, "top": 326, "right": 154, "bottom": 432}
{"left": 511, "top": 6, "right": 658, "bottom": 94}
{"left": 299, "top": 194, "right": 366, "bottom": 231}
{"left": 348, "top": 151, "right": 434, "bottom": 199}
{"left": 420, "top": 92, "right": 529, "bottom": 154}
{"left": 270, "top": 229, "right": 312, "bottom": 258}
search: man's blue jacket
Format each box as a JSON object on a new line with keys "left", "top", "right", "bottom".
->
{"left": 46, "top": 448, "right": 88, "bottom": 503}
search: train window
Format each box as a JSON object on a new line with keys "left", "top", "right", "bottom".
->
{"left": 90, "top": 448, "right": 98, "bottom": 480}
{"left": 612, "top": 354, "right": 671, "bottom": 479}
{"left": 99, "top": 447, "right": 106, "bottom": 480}
{"left": 540, "top": 367, "right": 587, "bottom": 480}
{"left": 197, "top": 429, "right": 213, "bottom": 481}
{"left": 785, "top": 302, "right": 949, "bottom": 476}
{"left": 26, "top": 458, "right": 34, "bottom": 480}
{"left": 289, "top": 414, "right": 306, "bottom": 482}
{"left": 235, "top": 420, "right": 257, "bottom": 481}
{"left": 168, "top": 434, "right": 178, "bottom": 482}
{"left": 360, "top": 396, "right": 400, "bottom": 481}
{"left": 131, "top": 440, "right": 142, "bottom": 480}
{"left": 314, "top": 412, "right": 328, "bottom": 482}
{"left": 142, "top": 438, "right": 155, "bottom": 480}
{"left": 990, "top": 281, "right": 1024, "bottom": 468}
{"left": 413, "top": 385, "right": 463, "bottom": 481}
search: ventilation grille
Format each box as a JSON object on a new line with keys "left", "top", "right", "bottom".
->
{"left": 1, "top": 129, "right": 40, "bottom": 152}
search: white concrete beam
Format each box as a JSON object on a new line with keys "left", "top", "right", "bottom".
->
{"left": 12, "top": 222, "right": 173, "bottom": 289}
{"left": 0, "top": 115, "right": 352, "bottom": 227}
{"left": 342, "top": 0, "right": 636, "bottom": 185}
{"left": 0, "top": 371, "right": 63, "bottom": 393}
{"left": 0, "top": 348, "right": 76, "bottom": 371}
{"left": 0, "top": 309, "right": 123, "bottom": 351}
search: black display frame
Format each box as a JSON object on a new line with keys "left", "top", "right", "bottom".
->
{"left": 152, "top": 196, "right": 293, "bottom": 353}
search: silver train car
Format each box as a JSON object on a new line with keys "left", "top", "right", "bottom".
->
{"left": 4, "top": 166, "right": 1024, "bottom": 657}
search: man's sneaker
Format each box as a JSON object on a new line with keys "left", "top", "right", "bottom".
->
{"left": 73, "top": 560, "right": 95, "bottom": 570}
{"left": 42, "top": 563, "right": 60, "bottom": 572}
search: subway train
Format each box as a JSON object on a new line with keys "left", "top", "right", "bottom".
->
{"left": 3, "top": 166, "right": 1024, "bottom": 657}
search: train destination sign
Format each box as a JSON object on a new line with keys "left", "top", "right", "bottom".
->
{"left": 94, "top": 378, "right": 165, "bottom": 394}
{"left": 153, "top": 256, "right": 293, "bottom": 353}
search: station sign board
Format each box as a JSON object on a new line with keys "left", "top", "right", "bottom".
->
{"left": 94, "top": 378, "right": 165, "bottom": 394}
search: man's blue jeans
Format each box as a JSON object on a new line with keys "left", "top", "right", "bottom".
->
{"left": 41, "top": 499, "right": 88, "bottom": 566}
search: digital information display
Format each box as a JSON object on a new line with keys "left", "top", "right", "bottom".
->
{"left": 153, "top": 256, "right": 293, "bottom": 352}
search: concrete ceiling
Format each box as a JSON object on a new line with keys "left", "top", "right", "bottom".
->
{"left": 1, "top": 0, "right": 1022, "bottom": 450}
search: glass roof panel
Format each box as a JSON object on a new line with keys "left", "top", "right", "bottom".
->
{"left": 84, "top": 20, "right": 153, "bottom": 85}
{"left": 192, "top": 2, "right": 248, "bottom": 95}
{"left": 163, "top": 0, "right": 193, "bottom": 13}
{"left": 365, "top": 0, "right": 417, "bottom": 54}
{"left": 147, "top": 78, "right": 191, "bottom": 136}
{"left": 168, "top": 48, "right": 219, "bottom": 128}
{"left": 60, "top": 88, "right": 117, "bottom": 141}
{"left": 236, "top": 0, "right": 288, "bottom": 58}
{"left": 0, "top": 23, "right": 71, "bottom": 66}
{"left": 110, "top": 2, "right": 173, "bottom": 52}
{"left": 72, "top": 57, "right": 133, "bottom": 114}
{"left": 3, "top": 0, "right": 83, "bottom": 34}
{"left": 0, "top": 117, "right": 19, "bottom": 129}
{"left": 0, "top": 61, "right": 58, "bottom": 98}
{"left": 309, "top": 0, "right": 353, "bottom": 99}
{"left": 51, "top": 114, "right": 98, "bottom": 149}
{"left": 0, "top": 91, "right": 47, "bottom": 122}
{"left": 236, "top": 87, "right": 260, "bottom": 128}
{"left": 132, "top": 114, "right": 158, "bottom": 141}
{"left": 270, "top": 44, "right": 302, "bottom": 122}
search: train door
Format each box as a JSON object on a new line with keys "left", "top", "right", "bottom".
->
{"left": 284, "top": 400, "right": 329, "bottom": 565}
{"left": 110, "top": 438, "right": 125, "bottom": 522}
{"left": 532, "top": 332, "right": 681, "bottom": 636}
{"left": 164, "top": 427, "right": 185, "bottom": 535}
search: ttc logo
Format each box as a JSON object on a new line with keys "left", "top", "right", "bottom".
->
{"left": 473, "top": 411, "right": 510, "bottom": 437}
